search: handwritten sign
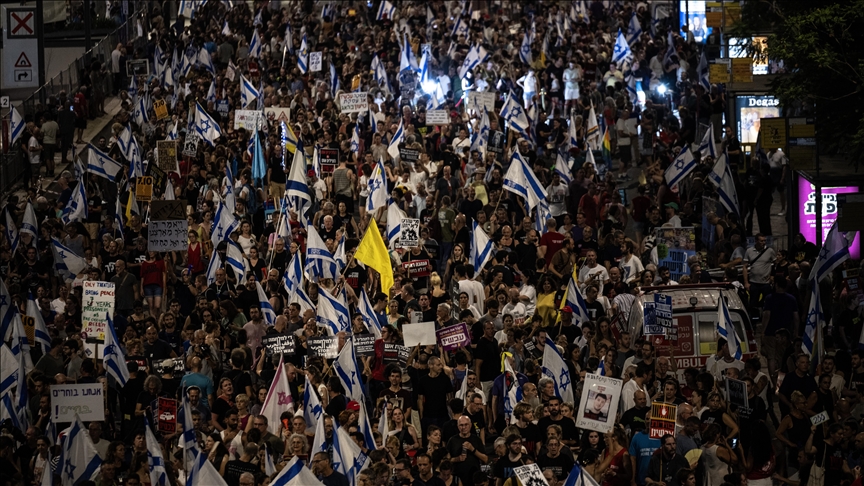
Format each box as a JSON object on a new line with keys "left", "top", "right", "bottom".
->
{"left": 468, "top": 91, "right": 496, "bottom": 112}
{"left": 148, "top": 220, "right": 189, "bottom": 252}
{"left": 339, "top": 92, "right": 369, "bottom": 113}
{"left": 262, "top": 335, "right": 296, "bottom": 357}
{"left": 354, "top": 335, "right": 377, "bottom": 356}
{"left": 51, "top": 383, "right": 105, "bottom": 422}
{"left": 310, "top": 52, "right": 323, "bottom": 72}
{"left": 811, "top": 410, "right": 830, "bottom": 426}
{"left": 157, "top": 397, "right": 178, "bottom": 434}
{"left": 436, "top": 323, "right": 471, "bottom": 352}
{"left": 426, "top": 110, "right": 449, "bottom": 125}
{"left": 308, "top": 336, "right": 339, "bottom": 358}
{"left": 83, "top": 281, "right": 115, "bottom": 342}
{"left": 136, "top": 176, "right": 154, "bottom": 202}
{"left": 234, "top": 110, "right": 264, "bottom": 130}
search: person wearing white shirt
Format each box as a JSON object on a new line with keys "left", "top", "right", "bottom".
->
{"left": 546, "top": 173, "right": 569, "bottom": 219}
{"left": 516, "top": 69, "right": 538, "bottom": 108}
{"left": 563, "top": 61, "right": 581, "bottom": 111}
{"left": 664, "top": 202, "right": 682, "bottom": 228}
{"left": 578, "top": 249, "right": 609, "bottom": 290}
{"left": 705, "top": 338, "right": 745, "bottom": 383}
{"left": 619, "top": 239, "right": 645, "bottom": 283}
{"left": 452, "top": 128, "right": 471, "bottom": 152}
{"left": 620, "top": 364, "right": 649, "bottom": 413}
{"left": 456, "top": 265, "right": 485, "bottom": 315}
{"left": 455, "top": 371, "right": 488, "bottom": 404}
{"left": 502, "top": 288, "right": 528, "bottom": 327}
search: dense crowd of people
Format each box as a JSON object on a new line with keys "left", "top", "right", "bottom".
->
{"left": 2, "top": 1, "right": 864, "bottom": 486}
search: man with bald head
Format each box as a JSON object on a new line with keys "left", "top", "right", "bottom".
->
{"left": 143, "top": 325, "right": 176, "bottom": 363}
{"left": 446, "top": 415, "right": 488, "bottom": 486}
{"left": 180, "top": 356, "right": 215, "bottom": 407}
{"left": 620, "top": 389, "right": 651, "bottom": 431}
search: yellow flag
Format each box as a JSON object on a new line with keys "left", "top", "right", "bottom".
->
{"left": 354, "top": 218, "right": 394, "bottom": 296}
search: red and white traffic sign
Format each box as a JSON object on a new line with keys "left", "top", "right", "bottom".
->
{"left": 14, "top": 52, "right": 32, "bottom": 68}
{"left": 10, "top": 11, "right": 34, "bottom": 36}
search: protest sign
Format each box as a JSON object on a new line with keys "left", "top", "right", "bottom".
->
{"left": 320, "top": 148, "right": 339, "bottom": 174}
{"left": 725, "top": 378, "right": 749, "bottom": 409}
{"left": 264, "top": 107, "right": 291, "bottom": 123}
{"left": 399, "top": 219, "right": 420, "bottom": 247}
{"left": 426, "top": 110, "right": 449, "bottom": 125}
{"left": 157, "top": 140, "right": 179, "bottom": 173}
{"left": 153, "top": 99, "right": 169, "bottom": 120}
{"left": 383, "top": 343, "right": 410, "bottom": 365}
{"left": 436, "top": 323, "right": 471, "bottom": 352}
{"left": 51, "top": 383, "right": 105, "bottom": 422}
{"left": 82, "top": 281, "right": 115, "bottom": 342}
{"left": 182, "top": 133, "right": 199, "bottom": 157}
{"left": 310, "top": 52, "right": 322, "bottom": 72}
{"left": 649, "top": 402, "right": 678, "bottom": 439}
{"left": 398, "top": 148, "right": 420, "bottom": 163}
{"left": 20, "top": 314, "right": 34, "bottom": 346}
{"left": 354, "top": 335, "right": 377, "bottom": 357}
{"left": 643, "top": 301, "right": 664, "bottom": 336}
{"left": 149, "top": 200, "right": 186, "bottom": 221}
{"left": 152, "top": 357, "right": 185, "bottom": 376}
{"left": 339, "top": 92, "right": 368, "bottom": 113}
{"left": 654, "top": 294, "right": 673, "bottom": 327}
{"left": 308, "top": 336, "right": 339, "bottom": 358}
{"left": 654, "top": 227, "right": 697, "bottom": 281}
{"left": 234, "top": 110, "right": 263, "bottom": 130}
{"left": 513, "top": 464, "right": 548, "bottom": 486}
{"left": 216, "top": 99, "right": 230, "bottom": 118}
{"left": 402, "top": 322, "right": 437, "bottom": 346}
{"left": 262, "top": 335, "right": 296, "bottom": 357}
{"left": 148, "top": 163, "right": 167, "bottom": 197}
{"left": 468, "top": 91, "right": 496, "bottom": 112}
{"left": 135, "top": 176, "right": 153, "bottom": 202}
{"left": 148, "top": 220, "right": 189, "bottom": 252}
{"left": 811, "top": 411, "right": 830, "bottom": 426}
{"left": 402, "top": 260, "right": 431, "bottom": 277}
{"left": 576, "top": 373, "right": 623, "bottom": 434}
{"left": 157, "top": 398, "right": 178, "bottom": 434}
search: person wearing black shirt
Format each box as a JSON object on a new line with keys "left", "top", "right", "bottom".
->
{"left": 143, "top": 326, "right": 177, "bottom": 364}
{"left": 312, "top": 451, "right": 350, "bottom": 486}
{"left": 325, "top": 376, "right": 348, "bottom": 418}
{"left": 512, "top": 403, "right": 542, "bottom": 458}
{"left": 494, "top": 434, "right": 529, "bottom": 485}
{"left": 446, "top": 416, "right": 488, "bottom": 486}
{"left": 537, "top": 397, "right": 580, "bottom": 448}
{"left": 620, "top": 390, "right": 651, "bottom": 432}
{"left": 418, "top": 357, "right": 454, "bottom": 430}
{"left": 418, "top": 294, "right": 437, "bottom": 322}
{"left": 474, "top": 322, "right": 502, "bottom": 389}
{"left": 224, "top": 446, "right": 262, "bottom": 486}
{"left": 536, "top": 437, "right": 575, "bottom": 481}
{"left": 778, "top": 354, "right": 819, "bottom": 417}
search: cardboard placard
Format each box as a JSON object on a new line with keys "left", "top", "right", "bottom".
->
{"left": 148, "top": 163, "right": 167, "bottom": 197}
{"left": 148, "top": 220, "right": 190, "bottom": 252}
{"left": 576, "top": 373, "right": 623, "bottom": 434}
{"left": 436, "top": 323, "right": 471, "bottom": 352}
{"left": 157, "top": 397, "right": 178, "bottom": 434}
{"left": 426, "top": 110, "right": 449, "bottom": 125}
{"left": 320, "top": 148, "right": 339, "bottom": 173}
{"left": 398, "top": 148, "right": 420, "bottom": 163}
{"left": 383, "top": 343, "right": 410, "bottom": 365}
{"left": 402, "top": 259, "right": 431, "bottom": 277}
{"left": 310, "top": 51, "right": 323, "bottom": 72}
{"left": 402, "top": 322, "right": 438, "bottom": 346}
{"left": 398, "top": 218, "right": 420, "bottom": 248}
{"left": 354, "top": 335, "right": 377, "bottom": 357}
{"left": 649, "top": 402, "right": 677, "bottom": 439}
{"left": 264, "top": 107, "right": 291, "bottom": 123}
{"left": 339, "top": 92, "right": 369, "bottom": 113}
{"left": 262, "top": 334, "right": 296, "bottom": 357}
{"left": 308, "top": 336, "right": 339, "bottom": 358}
{"left": 153, "top": 99, "right": 169, "bottom": 120}
{"left": 811, "top": 410, "right": 830, "bottom": 426}
{"left": 513, "top": 464, "right": 549, "bottom": 486}
{"left": 136, "top": 176, "right": 154, "bottom": 202}
{"left": 216, "top": 99, "right": 230, "bottom": 118}
{"left": 725, "top": 378, "right": 749, "bottom": 409}
{"left": 82, "top": 281, "right": 115, "bottom": 342}
{"left": 157, "top": 140, "right": 179, "bottom": 173}
{"left": 234, "top": 110, "right": 264, "bottom": 130}
{"left": 182, "top": 133, "right": 199, "bottom": 157}
{"left": 149, "top": 200, "right": 186, "bottom": 221}
{"left": 152, "top": 357, "right": 185, "bottom": 376}
{"left": 468, "top": 91, "right": 496, "bottom": 112}
{"left": 51, "top": 383, "right": 106, "bottom": 422}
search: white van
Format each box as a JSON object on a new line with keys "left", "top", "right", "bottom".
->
{"left": 625, "top": 283, "right": 758, "bottom": 370}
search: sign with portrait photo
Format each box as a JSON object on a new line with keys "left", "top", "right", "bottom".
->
{"left": 576, "top": 373, "right": 622, "bottom": 434}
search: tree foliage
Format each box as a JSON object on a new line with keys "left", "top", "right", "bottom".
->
{"left": 734, "top": 0, "right": 864, "bottom": 165}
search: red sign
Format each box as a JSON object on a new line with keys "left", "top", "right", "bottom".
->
{"left": 649, "top": 402, "right": 677, "bottom": 439}
{"left": 402, "top": 259, "right": 431, "bottom": 278}
{"left": 248, "top": 60, "right": 260, "bottom": 77}
{"left": 157, "top": 398, "right": 178, "bottom": 434}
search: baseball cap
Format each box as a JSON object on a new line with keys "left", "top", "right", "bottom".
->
{"left": 664, "top": 202, "right": 679, "bottom": 210}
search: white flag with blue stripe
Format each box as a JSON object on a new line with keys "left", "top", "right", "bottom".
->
{"left": 27, "top": 292, "right": 51, "bottom": 355}
{"left": 519, "top": 32, "right": 533, "bottom": 65}
{"left": 503, "top": 151, "right": 548, "bottom": 210}
{"left": 376, "top": 0, "right": 395, "bottom": 20}
{"left": 717, "top": 294, "right": 743, "bottom": 360}
{"left": 167, "top": 121, "right": 179, "bottom": 141}
{"left": 332, "top": 423, "right": 369, "bottom": 486}
{"left": 330, "top": 61, "right": 341, "bottom": 97}
{"left": 612, "top": 29, "right": 632, "bottom": 66}
{"left": 554, "top": 153, "right": 573, "bottom": 184}
{"left": 387, "top": 117, "right": 405, "bottom": 160}
{"left": 9, "top": 107, "right": 25, "bottom": 146}
{"left": 271, "top": 456, "right": 323, "bottom": 486}
{"left": 709, "top": 152, "right": 740, "bottom": 216}
{"left": 810, "top": 221, "right": 855, "bottom": 283}
{"left": 357, "top": 399, "right": 377, "bottom": 452}
{"left": 4, "top": 208, "right": 19, "bottom": 256}
{"left": 535, "top": 198, "right": 553, "bottom": 235}
{"left": 0, "top": 344, "right": 16, "bottom": 397}
{"left": 358, "top": 288, "right": 383, "bottom": 339}
{"left": 51, "top": 237, "right": 88, "bottom": 277}
{"left": 86, "top": 143, "right": 123, "bottom": 181}
{"left": 627, "top": 13, "right": 642, "bottom": 45}
{"left": 698, "top": 123, "right": 717, "bottom": 158}
{"left": 211, "top": 201, "right": 239, "bottom": 250}
{"left": 225, "top": 242, "right": 248, "bottom": 285}
{"left": 542, "top": 336, "right": 574, "bottom": 404}
{"left": 663, "top": 146, "right": 695, "bottom": 190}
{"left": 697, "top": 51, "right": 710, "bottom": 90}
{"left": 334, "top": 234, "right": 347, "bottom": 272}
{"left": 305, "top": 226, "right": 338, "bottom": 281}
{"left": 145, "top": 418, "right": 169, "bottom": 486}
{"left": 58, "top": 415, "right": 102, "bottom": 486}
{"left": 803, "top": 282, "right": 822, "bottom": 356}
{"left": 206, "top": 250, "right": 222, "bottom": 286}
{"left": 350, "top": 123, "right": 361, "bottom": 153}
{"left": 193, "top": 102, "right": 222, "bottom": 146}
{"left": 62, "top": 180, "right": 88, "bottom": 223}
{"left": 334, "top": 338, "right": 363, "bottom": 401}
{"left": 221, "top": 20, "right": 231, "bottom": 36}
{"left": 206, "top": 80, "right": 216, "bottom": 104}
{"left": 132, "top": 95, "right": 150, "bottom": 125}
{"left": 286, "top": 142, "right": 312, "bottom": 225}
{"left": 366, "top": 159, "right": 388, "bottom": 211}
{"left": 104, "top": 312, "right": 129, "bottom": 386}
{"left": 469, "top": 109, "right": 490, "bottom": 156}
{"left": 255, "top": 281, "right": 276, "bottom": 326}
{"left": 297, "top": 34, "right": 309, "bottom": 74}
{"left": 249, "top": 28, "right": 262, "bottom": 58}
{"left": 470, "top": 221, "right": 494, "bottom": 274}
{"left": 387, "top": 204, "right": 405, "bottom": 248}
{"left": 240, "top": 74, "right": 259, "bottom": 109}
{"left": 198, "top": 48, "right": 215, "bottom": 75}
{"left": 563, "top": 463, "right": 601, "bottom": 486}
{"left": 302, "top": 374, "right": 323, "bottom": 432}
{"left": 317, "top": 285, "right": 350, "bottom": 335}
{"left": 21, "top": 200, "right": 38, "bottom": 245}
{"left": 565, "top": 273, "right": 591, "bottom": 327}
{"left": 282, "top": 251, "right": 303, "bottom": 298}
{"left": 500, "top": 94, "right": 530, "bottom": 132}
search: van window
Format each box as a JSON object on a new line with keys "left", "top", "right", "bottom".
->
{"left": 697, "top": 311, "right": 749, "bottom": 356}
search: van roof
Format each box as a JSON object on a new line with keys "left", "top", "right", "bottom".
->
{"left": 639, "top": 284, "right": 747, "bottom": 311}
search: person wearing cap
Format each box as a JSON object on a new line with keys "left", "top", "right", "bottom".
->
{"left": 664, "top": 202, "right": 682, "bottom": 228}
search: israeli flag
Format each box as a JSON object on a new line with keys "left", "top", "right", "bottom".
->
{"left": 253, "top": 8, "right": 262, "bottom": 26}
{"left": 535, "top": 198, "right": 553, "bottom": 235}
{"left": 104, "top": 312, "right": 130, "bottom": 386}
{"left": 86, "top": 143, "right": 123, "bottom": 181}
{"left": 270, "top": 456, "right": 320, "bottom": 486}
{"left": 167, "top": 121, "right": 179, "bottom": 141}
{"left": 368, "top": 107, "right": 379, "bottom": 133}
{"left": 178, "top": 0, "right": 197, "bottom": 18}
{"left": 554, "top": 153, "right": 573, "bottom": 184}
{"left": 334, "top": 234, "right": 347, "bottom": 272}
{"left": 717, "top": 293, "right": 743, "bottom": 360}
{"left": 198, "top": 48, "right": 215, "bottom": 75}
{"left": 211, "top": 201, "right": 239, "bottom": 250}
{"left": 469, "top": 109, "right": 490, "bottom": 156}
{"left": 562, "top": 463, "right": 602, "bottom": 486}
{"left": 249, "top": 28, "right": 262, "bottom": 58}
{"left": 240, "top": 74, "right": 260, "bottom": 109}
{"left": 332, "top": 423, "right": 369, "bottom": 486}
{"left": 810, "top": 221, "right": 855, "bottom": 283}
{"left": 366, "top": 160, "right": 388, "bottom": 212}
{"left": 519, "top": 32, "right": 533, "bottom": 65}
{"left": 387, "top": 117, "right": 405, "bottom": 160}
{"left": 61, "top": 182, "right": 88, "bottom": 223}
{"left": 502, "top": 357, "right": 523, "bottom": 425}
{"left": 222, "top": 20, "right": 231, "bottom": 36}
{"left": 698, "top": 123, "right": 717, "bottom": 158}
{"left": 499, "top": 93, "right": 530, "bottom": 132}
{"left": 350, "top": 124, "right": 361, "bottom": 153}
{"left": 206, "top": 80, "right": 216, "bottom": 104}
{"left": 225, "top": 242, "right": 248, "bottom": 285}
{"left": 297, "top": 34, "right": 308, "bottom": 74}
{"left": 565, "top": 273, "right": 591, "bottom": 327}
{"left": 542, "top": 336, "right": 574, "bottom": 404}
{"left": 627, "top": 13, "right": 642, "bottom": 45}
{"left": 334, "top": 337, "right": 363, "bottom": 400}
{"left": 358, "top": 288, "right": 383, "bottom": 339}
{"left": 302, "top": 374, "right": 323, "bottom": 431}
{"left": 612, "top": 29, "right": 632, "bottom": 66}
{"left": 586, "top": 104, "right": 600, "bottom": 150}
{"left": 9, "top": 107, "right": 25, "bottom": 146}
{"left": 387, "top": 204, "right": 405, "bottom": 248}
{"left": 502, "top": 151, "right": 548, "bottom": 210}
{"left": 282, "top": 251, "right": 303, "bottom": 300}
{"left": 57, "top": 415, "right": 102, "bottom": 486}
{"left": 21, "top": 200, "right": 38, "bottom": 245}
{"left": 450, "top": 14, "right": 468, "bottom": 38}
{"left": 663, "top": 146, "right": 695, "bottom": 190}
{"left": 0, "top": 393, "right": 21, "bottom": 431}
{"left": 305, "top": 225, "right": 338, "bottom": 281}
{"left": 697, "top": 51, "right": 710, "bottom": 90}
{"left": 206, "top": 250, "right": 222, "bottom": 286}
{"left": 376, "top": 0, "right": 395, "bottom": 20}
{"left": 357, "top": 400, "right": 377, "bottom": 452}
{"left": 114, "top": 197, "right": 125, "bottom": 240}
{"left": 710, "top": 152, "right": 740, "bottom": 216}
{"left": 223, "top": 165, "right": 236, "bottom": 213}
{"left": 317, "top": 285, "right": 350, "bottom": 335}
{"left": 0, "top": 344, "right": 17, "bottom": 397}
{"left": 4, "top": 208, "right": 19, "bottom": 256}
{"left": 193, "top": 102, "right": 223, "bottom": 146}
{"left": 286, "top": 142, "right": 312, "bottom": 225}
{"left": 27, "top": 292, "right": 50, "bottom": 355}
{"left": 470, "top": 221, "right": 494, "bottom": 273}
{"left": 144, "top": 418, "right": 169, "bottom": 486}
{"left": 255, "top": 281, "right": 277, "bottom": 326}
{"left": 330, "top": 62, "right": 341, "bottom": 97}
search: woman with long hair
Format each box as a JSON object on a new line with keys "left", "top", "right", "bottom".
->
{"left": 700, "top": 424, "right": 738, "bottom": 486}
{"left": 425, "top": 425, "right": 448, "bottom": 468}
{"left": 205, "top": 433, "right": 230, "bottom": 476}
{"left": 387, "top": 407, "right": 420, "bottom": 456}
{"left": 428, "top": 272, "right": 451, "bottom": 309}
{"left": 210, "top": 377, "right": 235, "bottom": 432}
{"left": 702, "top": 392, "right": 739, "bottom": 440}
{"left": 579, "top": 429, "right": 606, "bottom": 457}
{"left": 595, "top": 427, "right": 632, "bottom": 486}
{"left": 237, "top": 221, "right": 257, "bottom": 257}
{"left": 742, "top": 422, "right": 776, "bottom": 486}
{"left": 387, "top": 299, "right": 402, "bottom": 327}
{"left": 219, "top": 300, "right": 247, "bottom": 337}
{"left": 444, "top": 244, "right": 469, "bottom": 285}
